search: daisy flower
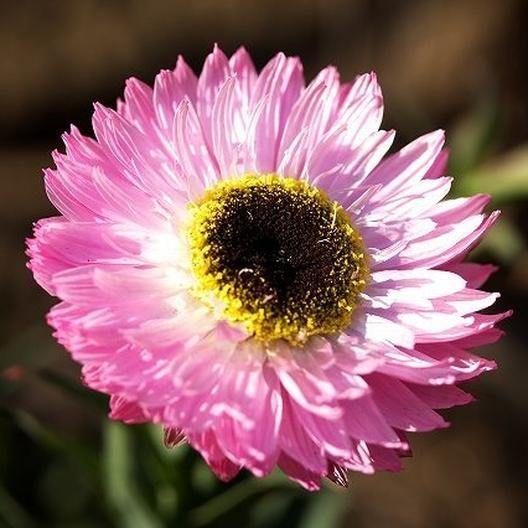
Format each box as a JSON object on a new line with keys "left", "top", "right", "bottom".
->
{"left": 27, "top": 46, "right": 509, "bottom": 490}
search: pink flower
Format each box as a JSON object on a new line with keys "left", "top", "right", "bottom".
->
{"left": 27, "top": 46, "right": 509, "bottom": 490}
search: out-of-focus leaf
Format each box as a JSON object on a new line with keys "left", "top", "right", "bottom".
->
{"left": 449, "top": 97, "right": 499, "bottom": 177}
{"left": 37, "top": 460, "right": 92, "bottom": 520}
{"left": 188, "top": 470, "right": 299, "bottom": 526}
{"left": 191, "top": 458, "right": 219, "bottom": 495}
{"left": 37, "top": 368, "right": 108, "bottom": 412}
{"left": 472, "top": 217, "right": 525, "bottom": 263}
{"left": 298, "top": 487, "right": 349, "bottom": 528}
{"left": 457, "top": 145, "right": 528, "bottom": 203}
{"left": 0, "top": 324, "right": 59, "bottom": 371}
{"left": 249, "top": 491, "right": 297, "bottom": 528}
{"left": 144, "top": 424, "right": 212, "bottom": 520}
{"left": 0, "top": 483, "right": 37, "bottom": 528}
{"left": 11, "top": 410, "right": 99, "bottom": 480}
{"left": 188, "top": 479, "right": 262, "bottom": 526}
{"left": 133, "top": 426, "right": 181, "bottom": 520}
{"left": 103, "top": 421, "right": 164, "bottom": 528}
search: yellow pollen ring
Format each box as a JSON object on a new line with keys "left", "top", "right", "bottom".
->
{"left": 186, "top": 173, "right": 369, "bottom": 345}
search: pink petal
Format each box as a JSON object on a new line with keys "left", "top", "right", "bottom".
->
{"left": 196, "top": 45, "right": 231, "bottom": 144}
{"left": 366, "top": 373, "right": 449, "bottom": 432}
{"left": 406, "top": 383, "right": 475, "bottom": 409}
{"left": 249, "top": 53, "right": 304, "bottom": 172}
{"left": 153, "top": 55, "right": 198, "bottom": 129}
{"left": 278, "top": 453, "right": 322, "bottom": 491}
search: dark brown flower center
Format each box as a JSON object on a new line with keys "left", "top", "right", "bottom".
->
{"left": 188, "top": 174, "right": 369, "bottom": 345}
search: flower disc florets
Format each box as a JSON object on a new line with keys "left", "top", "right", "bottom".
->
{"left": 187, "top": 174, "right": 368, "bottom": 344}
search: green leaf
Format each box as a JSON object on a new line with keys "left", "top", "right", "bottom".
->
{"left": 249, "top": 491, "right": 296, "bottom": 528}
{"left": 0, "top": 483, "right": 37, "bottom": 528}
{"left": 187, "top": 471, "right": 298, "bottom": 527}
{"left": 471, "top": 217, "right": 524, "bottom": 263}
{"left": 36, "top": 368, "right": 107, "bottom": 412}
{"left": 11, "top": 410, "right": 99, "bottom": 480}
{"left": 103, "top": 422, "right": 164, "bottom": 528}
{"left": 0, "top": 324, "right": 59, "bottom": 371}
{"left": 298, "top": 487, "right": 349, "bottom": 528}
{"left": 457, "top": 145, "right": 528, "bottom": 203}
{"left": 448, "top": 97, "right": 499, "bottom": 176}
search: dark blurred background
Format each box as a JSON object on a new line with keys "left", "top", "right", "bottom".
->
{"left": 1, "top": 1, "right": 527, "bottom": 527}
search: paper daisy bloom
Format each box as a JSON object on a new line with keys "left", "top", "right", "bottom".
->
{"left": 27, "top": 46, "right": 509, "bottom": 490}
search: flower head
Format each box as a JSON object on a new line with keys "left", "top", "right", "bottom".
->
{"left": 27, "top": 46, "right": 509, "bottom": 490}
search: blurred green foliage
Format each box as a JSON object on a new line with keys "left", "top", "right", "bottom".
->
{"left": 449, "top": 98, "right": 527, "bottom": 265}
